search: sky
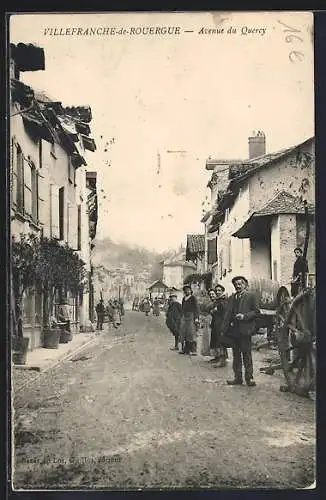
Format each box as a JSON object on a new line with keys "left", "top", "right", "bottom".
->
{"left": 10, "top": 11, "right": 314, "bottom": 252}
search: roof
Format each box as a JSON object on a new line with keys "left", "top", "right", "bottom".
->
{"left": 10, "top": 43, "right": 45, "bottom": 72}
{"left": 186, "top": 235, "right": 205, "bottom": 262}
{"left": 233, "top": 191, "right": 315, "bottom": 239}
{"left": 186, "top": 234, "right": 205, "bottom": 254}
{"left": 206, "top": 158, "right": 244, "bottom": 171}
{"left": 228, "top": 137, "right": 314, "bottom": 188}
{"left": 11, "top": 78, "right": 96, "bottom": 161}
{"left": 254, "top": 191, "right": 315, "bottom": 217}
{"left": 148, "top": 280, "right": 169, "bottom": 290}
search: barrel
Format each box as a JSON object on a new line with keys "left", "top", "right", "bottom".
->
{"left": 249, "top": 277, "right": 280, "bottom": 311}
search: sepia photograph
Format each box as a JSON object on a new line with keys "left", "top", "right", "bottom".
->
{"left": 9, "top": 11, "right": 316, "bottom": 490}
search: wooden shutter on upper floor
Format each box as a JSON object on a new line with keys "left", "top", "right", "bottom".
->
{"left": 207, "top": 237, "right": 217, "bottom": 265}
{"left": 67, "top": 203, "right": 78, "bottom": 250}
{"left": 50, "top": 184, "right": 60, "bottom": 239}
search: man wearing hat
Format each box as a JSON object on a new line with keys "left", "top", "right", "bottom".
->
{"left": 179, "top": 284, "right": 200, "bottom": 354}
{"left": 291, "top": 247, "right": 309, "bottom": 297}
{"left": 220, "top": 276, "right": 260, "bottom": 386}
{"left": 166, "top": 294, "right": 182, "bottom": 350}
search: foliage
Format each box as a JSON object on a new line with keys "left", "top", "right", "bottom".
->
{"left": 36, "top": 238, "right": 87, "bottom": 293}
{"left": 11, "top": 233, "right": 87, "bottom": 331}
{"left": 183, "top": 272, "right": 213, "bottom": 291}
{"left": 12, "top": 233, "right": 40, "bottom": 297}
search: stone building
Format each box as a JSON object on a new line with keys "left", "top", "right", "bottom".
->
{"left": 203, "top": 133, "right": 315, "bottom": 294}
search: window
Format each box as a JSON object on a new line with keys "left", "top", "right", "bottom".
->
{"left": 24, "top": 159, "right": 32, "bottom": 218}
{"left": 68, "top": 157, "right": 76, "bottom": 185}
{"left": 15, "top": 144, "right": 24, "bottom": 212}
{"left": 207, "top": 237, "right": 217, "bottom": 265}
{"left": 227, "top": 239, "right": 232, "bottom": 272}
{"left": 50, "top": 184, "right": 60, "bottom": 238}
{"left": 219, "top": 250, "right": 224, "bottom": 280}
{"left": 77, "top": 204, "right": 81, "bottom": 250}
{"left": 39, "top": 139, "right": 42, "bottom": 169}
{"left": 59, "top": 187, "right": 65, "bottom": 240}
{"left": 31, "top": 164, "right": 39, "bottom": 223}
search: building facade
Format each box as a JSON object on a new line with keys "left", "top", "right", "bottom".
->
{"left": 203, "top": 133, "right": 315, "bottom": 295}
{"left": 10, "top": 43, "right": 98, "bottom": 349}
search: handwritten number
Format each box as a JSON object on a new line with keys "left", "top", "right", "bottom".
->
{"left": 277, "top": 20, "right": 301, "bottom": 33}
{"left": 289, "top": 51, "right": 304, "bottom": 63}
{"left": 285, "top": 34, "right": 303, "bottom": 43}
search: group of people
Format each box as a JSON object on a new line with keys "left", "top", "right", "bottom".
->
{"left": 141, "top": 297, "right": 162, "bottom": 317}
{"left": 95, "top": 298, "right": 124, "bottom": 330}
{"left": 165, "top": 246, "right": 309, "bottom": 388}
{"left": 165, "top": 276, "right": 260, "bottom": 387}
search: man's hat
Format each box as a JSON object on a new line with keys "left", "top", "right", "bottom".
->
{"left": 169, "top": 293, "right": 177, "bottom": 298}
{"left": 231, "top": 276, "right": 249, "bottom": 286}
{"left": 215, "top": 284, "right": 225, "bottom": 292}
{"left": 294, "top": 247, "right": 303, "bottom": 253}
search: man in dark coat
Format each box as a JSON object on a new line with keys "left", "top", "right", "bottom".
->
{"left": 95, "top": 299, "right": 105, "bottom": 330}
{"left": 166, "top": 294, "right": 182, "bottom": 350}
{"left": 291, "top": 247, "right": 309, "bottom": 297}
{"left": 220, "top": 276, "right": 260, "bottom": 386}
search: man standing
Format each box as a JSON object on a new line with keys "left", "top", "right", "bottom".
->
{"left": 95, "top": 298, "right": 105, "bottom": 331}
{"left": 291, "top": 247, "right": 309, "bottom": 297}
{"left": 166, "top": 294, "right": 182, "bottom": 350}
{"left": 220, "top": 276, "right": 260, "bottom": 387}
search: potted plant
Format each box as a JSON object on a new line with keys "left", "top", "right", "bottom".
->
{"left": 36, "top": 238, "right": 65, "bottom": 349}
{"left": 11, "top": 233, "right": 39, "bottom": 364}
{"left": 36, "top": 237, "right": 86, "bottom": 347}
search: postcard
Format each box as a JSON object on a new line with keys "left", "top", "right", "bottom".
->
{"left": 9, "top": 11, "right": 315, "bottom": 491}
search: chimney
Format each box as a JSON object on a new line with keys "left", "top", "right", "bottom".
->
{"left": 248, "top": 130, "right": 266, "bottom": 159}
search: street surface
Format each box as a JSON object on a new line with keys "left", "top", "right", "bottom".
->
{"left": 13, "top": 311, "right": 315, "bottom": 490}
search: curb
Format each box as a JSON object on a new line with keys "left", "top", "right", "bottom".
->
{"left": 14, "top": 333, "right": 102, "bottom": 394}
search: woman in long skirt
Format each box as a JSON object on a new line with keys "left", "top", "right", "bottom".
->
{"left": 208, "top": 285, "right": 228, "bottom": 367}
{"left": 179, "top": 285, "right": 200, "bottom": 355}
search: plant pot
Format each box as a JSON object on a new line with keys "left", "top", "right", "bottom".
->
{"left": 59, "top": 329, "right": 71, "bottom": 344}
{"left": 12, "top": 337, "right": 30, "bottom": 365}
{"left": 43, "top": 328, "right": 60, "bottom": 349}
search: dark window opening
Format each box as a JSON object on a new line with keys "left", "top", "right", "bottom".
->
{"left": 59, "top": 187, "right": 64, "bottom": 240}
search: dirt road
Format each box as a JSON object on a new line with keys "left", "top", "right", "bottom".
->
{"left": 12, "top": 311, "right": 315, "bottom": 490}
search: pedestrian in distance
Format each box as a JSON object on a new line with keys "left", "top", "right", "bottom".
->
{"left": 153, "top": 297, "right": 161, "bottom": 316}
{"left": 291, "top": 247, "right": 309, "bottom": 297}
{"left": 179, "top": 285, "right": 200, "bottom": 355}
{"left": 112, "top": 299, "right": 121, "bottom": 328}
{"left": 95, "top": 298, "right": 105, "bottom": 331}
{"left": 119, "top": 298, "right": 125, "bottom": 322}
{"left": 220, "top": 276, "right": 260, "bottom": 387}
{"left": 166, "top": 294, "right": 182, "bottom": 350}
{"left": 143, "top": 297, "right": 151, "bottom": 317}
{"left": 208, "top": 285, "right": 228, "bottom": 367}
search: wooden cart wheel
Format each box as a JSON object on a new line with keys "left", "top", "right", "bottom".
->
{"left": 278, "top": 289, "right": 316, "bottom": 396}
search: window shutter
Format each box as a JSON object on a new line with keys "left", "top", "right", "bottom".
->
{"left": 11, "top": 139, "right": 17, "bottom": 203}
{"left": 38, "top": 171, "right": 47, "bottom": 226}
{"left": 24, "top": 160, "right": 32, "bottom": 217}
{"left": 50, "top": 184, "right": 60, "bottom": 238}
{"left": 207, "top": 237, "right": 217, "bottom": 265}
{"left": 228, "top": 239, "right": 232, "bottom": 271}
{"left": 68, "top": 203, "right": 78, "bottom": 250}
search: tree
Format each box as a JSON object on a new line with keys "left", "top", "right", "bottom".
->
{"left": 11, "top": 233, "right": 40, "bottom": 338}
{"left": 35, "top": 237, "right": 87, "bottom": 327}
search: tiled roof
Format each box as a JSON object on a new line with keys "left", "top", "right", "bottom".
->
{"left": 229, "top": 137, "right": 314, "bottom": 187}
{"left": 255, "top": 191, "right": 315, "bottom": 217}
{"left": 186, "top": 234, "right": 205, "bottom": 254}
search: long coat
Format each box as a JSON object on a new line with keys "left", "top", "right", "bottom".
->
{"left": 180, "top": 294, "right": 199, "bottom": 343}
{"left": 166, "top": 301, "right": 182, "bottom": 337}
{"left": 221, "top": 290, "right": 260, "bottom": 338}
{"left": 209, "top": 296, "right": 227, "bottom": 349}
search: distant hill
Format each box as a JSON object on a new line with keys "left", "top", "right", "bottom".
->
{"left": 92, "top": 237, "right": 182, "bottom": 281}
